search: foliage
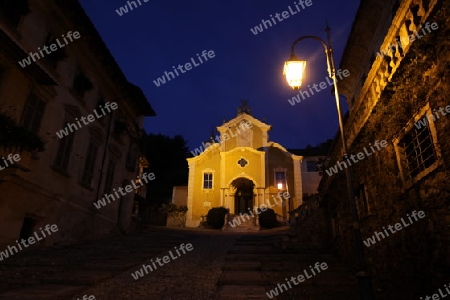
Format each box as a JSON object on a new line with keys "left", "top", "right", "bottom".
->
{"left": 0, "top": 112, "right": 45, "bottom": 152}
{"left": 140, "top": 133, "right": 189, "bottom": 206}
{"left": 206, "top": 206, "right": 229, "bottom": 229}
{"left": 159, "top": 203, "right": 188, "bottom": 213}
{"left": 258, "top": 208, "right": 278, "bottom": 229}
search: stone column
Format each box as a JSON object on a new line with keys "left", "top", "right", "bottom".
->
{"left": 185, "top": 160, "right": 196, "bottom": 227}
{"left": 292, "top": 155, "right": 303, "bottom": 208}
{"left": 220, "top": 188, "right": 224, "bottom": 207}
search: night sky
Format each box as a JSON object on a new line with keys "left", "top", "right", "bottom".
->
{"left": 78, "top": 0, "right": 360, "bottom": 150}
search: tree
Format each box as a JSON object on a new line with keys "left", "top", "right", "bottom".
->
{"left": 140, "top": 133, "right": 189, "bottom": 206}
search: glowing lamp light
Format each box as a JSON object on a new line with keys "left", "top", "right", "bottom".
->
{"left": 277, "top": 182, "right": 283, "bottom": 190}
{"left": 283, "top": 58, "right": 306, "bottom": 90}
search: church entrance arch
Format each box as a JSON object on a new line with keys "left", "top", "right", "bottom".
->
{"left": 231, "top": 178, "right": 254, "bottom": 214}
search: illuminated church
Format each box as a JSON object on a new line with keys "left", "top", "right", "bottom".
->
{"left": 179, "top": 101, "right": 324, "bottom": 227}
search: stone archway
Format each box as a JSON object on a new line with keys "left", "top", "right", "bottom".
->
{"left": 231, "top": 178, "right": 255, "bottom": 214}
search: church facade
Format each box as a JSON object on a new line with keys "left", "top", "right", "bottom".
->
{"left": 185, "top": 103, "right": 306, "bottom": 227}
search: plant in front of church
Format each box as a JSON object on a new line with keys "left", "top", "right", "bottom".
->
{"left": 160, "top": 203, "right": 188, "bottom": 213}
{"left": 258, "top": 208, "right": 278, "bottom": 229}
{"left": 0, "top": 111, "right": 45, "bottom": 152}
{"left": 206, "top": 207, "right": 229, "bottom": 229}
{"left": 161, "top": 204, "right": 188, "bottom": 228}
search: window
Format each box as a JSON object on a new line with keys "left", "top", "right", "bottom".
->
{"left": 104, "top": 159, "right": 116, "bottom": 194}
{"left": 274, "top": 170, "right": 286, "bottom": 189}
{"left": 355, "top": 184, "right": 370, "bottom": 220}
{"left": 54, "top": 107, "right": 79, "bottom": 173}
{"left": 54, "top": 126, "right": 74, "bottom": 172}
{"left": 395, "top": 104, "right": 441, "bottom": 186}
{"left": 203, "top": 173, "right": 213, "bottom": 189}
{"left": 95, "top": 97, "right": 106, "bottom": 124}
{"left": 20, "top": 94, "right": 46, "bottom": 134}
{"left": 400, "top": 125, "right": 437, "bottom": 179}
{"left": 126, "top": 143, "right": 139, "bottom": 172}
{"left": 80, "top": 141, "right": 98, "bottom": 187}
{"left": 306, "top": 161, "right": 317, "bottom": 172}
{"left": 72, "top": 68, "right": 93, "bottom": 98}
{"left": 19, "top": 216, "right": 37, "bottom": 241}
{"left": 0, "top": 0, "right": 29, "bottom": 28}
{"left": 43, "top": 34, "right": 66, "bottom": 68}
{"left": 114, "top": 120, "right": 127, "bottom": 135}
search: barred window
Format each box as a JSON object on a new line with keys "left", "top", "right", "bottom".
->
{"left": 394, "top": 104, "right": 442, "bottom": 186}
{"left": 399, "top": 125, "right": 437, "bottom": 180}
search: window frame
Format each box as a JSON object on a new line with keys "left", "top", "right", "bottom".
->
{"left": 394, "top": 103, "right": 442, "bottom": 188}
{"left": 80, "top": 140, "right": 99, "bottom": 189}
{"left": 203, "top": 172, "right": 213, "bottom": 190}
{"left": 53, "top": 125, "right": 75, "bottom": 174}
{"left": 20, "top": 93, "right": 46, "bottom": 134}
{"left": 103, "top": 158, "right": 116, "bottom": 195}
{"left": 72, "top": 68, "right": 93, "bottom": 100}
{"left": 274, "top": 168, "right": 287, "bottom": 190}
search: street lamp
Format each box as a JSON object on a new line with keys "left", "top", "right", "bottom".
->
{"left": 283, "top": 25, "right": 374, "bottom": 300}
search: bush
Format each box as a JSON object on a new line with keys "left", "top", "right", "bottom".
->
{"left": 206, "top": 207, "right": 229, "bottom": 229}
{"left": 258, "top": 208, "right": 278, "bottom": 229}
{"left": 160, "top": 203, "right": 188, "bottom": 213}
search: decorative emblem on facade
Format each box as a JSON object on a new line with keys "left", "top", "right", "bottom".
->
{"left": 237, "top": 158, "right": 248, "bottom": 167}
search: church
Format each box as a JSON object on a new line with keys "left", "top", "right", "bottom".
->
{"left": 181, "top": 101, "right": 324, "bottom": 227}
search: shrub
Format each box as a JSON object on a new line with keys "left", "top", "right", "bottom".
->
{"left": 206, "top": 207, "right": 229, "bottom": 229}
{"left": 258, "top": 208, "right": 278, "bottom": 229}
{"left": 0, "top": 112, "right": 45, "bottom": 152}
{"left": 160, "top": 203, "right": 188, "bottom": 213}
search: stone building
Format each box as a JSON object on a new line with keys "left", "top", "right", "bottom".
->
{"left": 0, "top": 0, "right": 155, "bottom": 248}
{"left": 319, "top": 0, "right": 449, "bottom": 298}
{"left": 181, "top": 101, "right": 326, "bottom": 227}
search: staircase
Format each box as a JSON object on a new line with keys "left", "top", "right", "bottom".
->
{"left": 222, "top": 213, "right": 260, "bottom": 232}
{"left": 213, "top": 231, "right": 359, "bottom": 300}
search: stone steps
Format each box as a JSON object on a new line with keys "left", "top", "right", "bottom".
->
{"left": 222, "top": 214, "right": 260, "bottom": 232}
{"left": 214, "top": 234, "right": 359, "bottom": 300}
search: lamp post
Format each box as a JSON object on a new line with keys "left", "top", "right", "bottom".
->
{"left": 283, "top": 25, "right": 374, "bottom": 300}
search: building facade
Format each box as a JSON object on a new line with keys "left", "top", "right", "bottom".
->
{"left": 0, "top": 0, "right": 155, "bottom": 248}
{"left": 183, "top": 102, "right": 325, "bottom": 227}
{"left": 319, "top": 0, "right": 449, "bottom": 298}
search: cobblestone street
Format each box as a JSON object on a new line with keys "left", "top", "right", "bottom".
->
{"left": 0, "top": 227, "right": 359, "bottom": 300}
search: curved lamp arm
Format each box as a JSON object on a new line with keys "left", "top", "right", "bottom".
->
{"left": 285, "top": 27, "right": 347, "bottom": 156}
{"left": 289, "top": 35, "right": 333, "bottom": 78}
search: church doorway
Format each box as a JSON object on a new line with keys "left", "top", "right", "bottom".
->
{"left": 231, "top": 178, "right": 254, "bottom": 214}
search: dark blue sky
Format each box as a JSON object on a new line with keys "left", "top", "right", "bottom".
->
{"left": 79, "top": 0, "right": 360, "bottom": 150}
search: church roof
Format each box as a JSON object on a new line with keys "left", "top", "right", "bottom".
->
{"left": 218, "top": 100, "right": 271, "bottom": 132}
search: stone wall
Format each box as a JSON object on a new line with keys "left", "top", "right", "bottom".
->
{"left": 166, "top": 211, "right": 187, "bottom": 227}
{"left": 321, "top": 1, "right": 450, "bottom": 298}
